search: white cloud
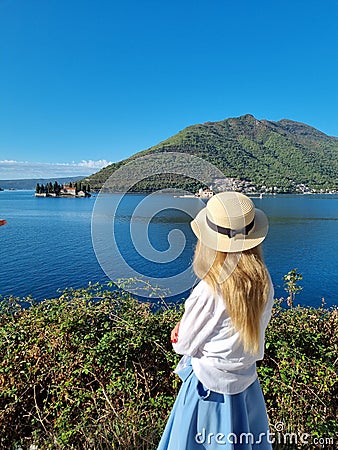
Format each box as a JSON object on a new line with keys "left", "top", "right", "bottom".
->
{"left": 76, "top": 159, "right": 113, "bottom": 169}
{"left": 0, "top": 159, "right": 113, "bottom": 180}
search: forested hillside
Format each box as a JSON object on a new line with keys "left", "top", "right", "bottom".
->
{"left": 83, "top": 114, "right": 338, "bottom": 193}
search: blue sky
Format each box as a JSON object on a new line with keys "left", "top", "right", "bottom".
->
{"left": 1, "top": 0, "right": 338, "bottom": 179}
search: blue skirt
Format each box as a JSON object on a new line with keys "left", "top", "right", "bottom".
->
{"left": 157, "top": 360, "right": 272, "bottom": 450}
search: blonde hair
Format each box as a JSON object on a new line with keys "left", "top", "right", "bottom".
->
{"left": 193, "top": 241, "right": 270, "bottom": 355}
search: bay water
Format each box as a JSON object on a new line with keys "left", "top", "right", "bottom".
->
{"left": 0, "top": 190, "right": 337, "bottom": 308}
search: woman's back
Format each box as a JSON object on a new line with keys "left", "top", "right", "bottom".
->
{"left": 173, "top": 276, "right": 274, "bottom": 394}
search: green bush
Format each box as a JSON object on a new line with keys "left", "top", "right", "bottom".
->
{"left": 0, "top": 284, "right": 182, "bottom": 449}
{"left": 0, "top": 285, "right": 337, "bottom": 449}
{"left": 257, "top": 299, "right": 338, "bottom": 448}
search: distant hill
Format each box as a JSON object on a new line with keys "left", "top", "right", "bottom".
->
{"left": 0, "top": 176, "right": 84, "bottom": 191}
{"left": 84, "top": 114, "right": 338, "bottom": 193}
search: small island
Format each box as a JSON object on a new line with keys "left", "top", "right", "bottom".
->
{"left": 35, "top": 181, "right": 91, "bottom": 198}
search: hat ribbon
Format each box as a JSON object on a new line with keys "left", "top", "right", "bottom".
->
{"left": 206, "top": 215, "right": 255, "bottom": 238}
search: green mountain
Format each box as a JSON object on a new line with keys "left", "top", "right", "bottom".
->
{"left": 83, "top": 114, "right": 338, "bottom": 193}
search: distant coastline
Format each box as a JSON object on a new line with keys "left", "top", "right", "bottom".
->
{"left": 35, "top": 192, "right": 91, "bottom": 198}
{"left": 0, "top": 176, "right": 84, "bottom": 191}
{"left": 1, "top": 186, "right": 338, "bottom": 197}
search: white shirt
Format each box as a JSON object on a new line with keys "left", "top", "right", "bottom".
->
{"left": 172, "top": 276, "right": 274, "bottom": 395}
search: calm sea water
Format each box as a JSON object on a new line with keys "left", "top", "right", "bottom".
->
{"left": 0, "top": 190, "right": 337, "bottom": 307}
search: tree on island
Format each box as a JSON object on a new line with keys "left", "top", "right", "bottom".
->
{"left": 53, "top": 181, "right": 61, "bottom": 195}
{"left": 36, "top": 181, "right": 62, "bottom": 195}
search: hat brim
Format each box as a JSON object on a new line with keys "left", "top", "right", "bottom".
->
{"left": 190, "top": 207, "right": 269, "bottom": 253}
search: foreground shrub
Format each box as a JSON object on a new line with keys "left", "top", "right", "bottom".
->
{"left": 0, "top": 284, "right": 182, "bottom": 449}
{"left": 258, "top": 299, "right": 338, "bottom": 448}
{"left": 0, "top": 284, "right": 337, "bottom": 449}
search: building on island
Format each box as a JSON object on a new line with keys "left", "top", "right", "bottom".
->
{"left": 60, "top": 185, "right": 77, "bottom": 196}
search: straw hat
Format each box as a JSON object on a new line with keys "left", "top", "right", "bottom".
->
{"left": 190, "top": 192, "right": 269, "bottom": 252}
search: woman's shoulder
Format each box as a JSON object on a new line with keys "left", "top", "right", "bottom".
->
{"left": 184, "top": 279, "right": 220, "bottom": 312}
{"left": 190, "top": 278, "right": 214, "bottom": 298}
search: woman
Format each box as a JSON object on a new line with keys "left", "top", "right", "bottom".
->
{"left": 157, "top": 192, "right": 274, "bottom": 449}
